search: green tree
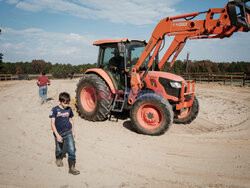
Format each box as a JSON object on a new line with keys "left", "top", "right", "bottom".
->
{"left": 0, "top": 53, "right": 3, "bottom": 72}
{"left": 51, "top": 63, "right": 72, "bottom": 78}
{"left": 2, "top": 62, "right": 16, "bottom": 74}
{"left": 22, "top": 62, "right": 32, "bottom": 74}
{"left": 218, "top": 63, "right": 226, "bottom": 72}
{"left": 0, "top": 53, "right": 3, "bottom": 63}
{"left": 170, "top": 60, "right": 185, "bottom": 74}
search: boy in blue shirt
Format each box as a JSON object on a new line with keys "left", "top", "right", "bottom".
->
{"left": 49, "top": 92, "right": 80, "bottom": 175}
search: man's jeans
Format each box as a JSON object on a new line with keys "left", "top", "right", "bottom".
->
{"left": 54, "top": 131, "right": 76, "bottom": 161}
{"left": 39, "top": 86, "right": 47, "bottom": 103}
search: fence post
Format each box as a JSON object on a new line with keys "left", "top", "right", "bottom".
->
{"left": 224, "top": 73, "right": 226, "bottom": 85}
{"left": 243, "top": 73, "right": 246, "bottom": 86}
{"left": 208, "top": 73, "right": 210, "bottom": 83}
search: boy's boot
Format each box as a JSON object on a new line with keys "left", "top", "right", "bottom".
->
{"left": 55, "top": 154, "right": 63, "bottom": 167}
{"left": 68, "top": 159, "right": 80, "bottom": 175}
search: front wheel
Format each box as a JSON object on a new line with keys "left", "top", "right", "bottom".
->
{"left": 173, "top": 95, "right": 199, "bottom": 124}
{"left": 130, "top": 93, "right": 173, "bottom": 136}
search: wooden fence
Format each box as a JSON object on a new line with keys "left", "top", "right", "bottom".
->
{"left": 0, "top": 74, "right": 18, "bottom": 81}
{"left": 72, "top": 73, "right": 84, "bottom": 78}
{"left": 0, "top": 73, "right": 84, "bottom": 81}
{"left": 1, "top": 72, "right": 249, "bottom": 86}
{"left": 180, "top": 72, "right": 249, "bottom": 86}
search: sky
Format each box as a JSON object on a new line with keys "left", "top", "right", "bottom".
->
{"left": 0, "top": 0, "right": 249, "bottom": 65}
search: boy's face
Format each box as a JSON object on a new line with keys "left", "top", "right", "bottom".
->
{"left": 60, "top": 100, "right": 70, "bottom": 109}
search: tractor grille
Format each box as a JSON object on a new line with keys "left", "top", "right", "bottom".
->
{"left": 159, "top": 77, "right": 182, "bottom": 98}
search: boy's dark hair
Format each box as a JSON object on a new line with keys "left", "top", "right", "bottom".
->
{"left": 42, "top": 72, "right": 46, "bottom": 75}
{"left": 59, "top": 92, "right": 70, "bottom": 104}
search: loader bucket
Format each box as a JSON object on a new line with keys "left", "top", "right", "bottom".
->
{"left": 228, "top": 0, "right": 250, "bottom": 31}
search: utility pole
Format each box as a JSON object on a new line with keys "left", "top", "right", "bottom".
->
{"left": 0, "top": 29, "right": 3, "bottom": 64}
{"left": 186, "top": 51, "right": 190, "bottom": 73}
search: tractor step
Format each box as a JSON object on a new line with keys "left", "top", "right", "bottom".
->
{"left": 111, "top": 91, "right": 126, "bottom": 112}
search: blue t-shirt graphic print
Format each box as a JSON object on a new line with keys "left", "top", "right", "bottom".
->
{"left": 49, "top": 105, "right": 74, "bottom": 135}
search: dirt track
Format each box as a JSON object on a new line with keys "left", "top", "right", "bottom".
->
{"left": 0, "top": 79, "right": 249, "bottom": 187}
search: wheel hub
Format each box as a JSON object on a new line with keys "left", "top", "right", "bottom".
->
{"left": 80, "top": 86, "right": 97, "bottom": 112}
{"left": 139, "top": 104, "right": 162, "bottom": 127}
{"left": 147, "top": 112, "right": 154, "bottom": 119}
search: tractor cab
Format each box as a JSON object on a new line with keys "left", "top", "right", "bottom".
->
{"left": 93, "top": 39, "right": 154, "bottom": 90}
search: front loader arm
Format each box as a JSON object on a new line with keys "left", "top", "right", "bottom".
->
{"left": 128, "top": 0, "right": 250, "bottom": 105}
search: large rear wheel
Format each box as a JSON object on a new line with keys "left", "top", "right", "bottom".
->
{"left": 174, "top": 95, "right": 199, "bottom": 124}
{"left": 130, "top": 93, "right": 173, "bottom": 135}
{"left": 75, "top": 74, "right": 113, "bottom": 121}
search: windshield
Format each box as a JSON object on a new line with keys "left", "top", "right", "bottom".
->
{"left": 99, "top": 44, "right": 124, "bottom": 69}
{"left": 126, "top": 42, "right": 149, "bottom": 68}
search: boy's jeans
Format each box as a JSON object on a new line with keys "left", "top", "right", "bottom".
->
{"left": 54, "top": 131, "right": 76, "bottom": 161}
{"left": 39, "top": 86, "right": 47, "bottom": 103}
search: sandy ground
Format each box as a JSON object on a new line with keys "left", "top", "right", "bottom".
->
{"left": 0, "top": 79, "right": 249, "bottom": 188}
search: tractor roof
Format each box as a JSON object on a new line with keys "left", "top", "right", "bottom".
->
{"left": 93, "top": 38, "right": 147, "bottom": 46}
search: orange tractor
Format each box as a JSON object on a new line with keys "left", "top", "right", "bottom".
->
{"left": 76, "top": 0, "right": 250, "bottom": 135}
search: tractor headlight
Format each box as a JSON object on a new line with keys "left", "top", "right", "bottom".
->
{"left": 170, "top": 81, "right": 182, "bottom": 89}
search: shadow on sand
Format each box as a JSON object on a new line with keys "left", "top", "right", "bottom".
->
{"left": 122, "top": 120, "right": 137, "bottom": 134}
{"left": 109, "top": 110, "right": 138, "bottom": 134}
{"left": 47, "top": 97, "right": 54, "bottom": 102}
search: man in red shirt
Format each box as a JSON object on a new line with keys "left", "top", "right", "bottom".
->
{"left": 37, "top": 72, "right": 51, "bottom": 104}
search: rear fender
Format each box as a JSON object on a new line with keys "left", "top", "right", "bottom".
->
{"left": 85, "top": 68, "right": 116, "bottom": 94}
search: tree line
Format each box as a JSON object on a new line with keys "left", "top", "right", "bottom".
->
{"left": 0, "top": 59, "right": 249, "bottom": 77}
{"left": 0, "top": 59, "right": 96, "bottom": 78}
{"left": 162, "top": 60, "right": 250, "bottom": 74}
